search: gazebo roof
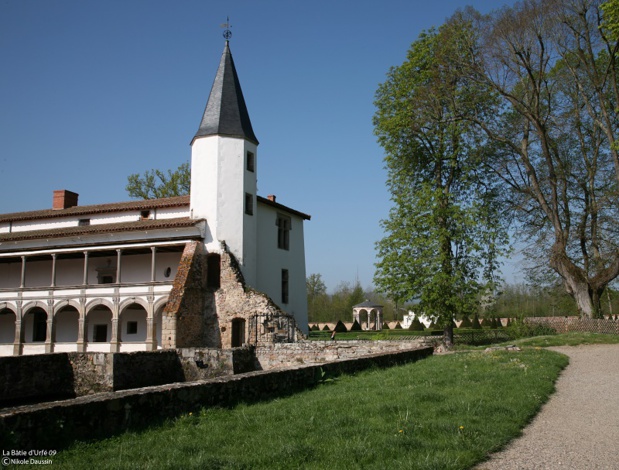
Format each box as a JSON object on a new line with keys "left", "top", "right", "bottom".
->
{"left": 353, "top": 300, "right": 383, "bottom": 309}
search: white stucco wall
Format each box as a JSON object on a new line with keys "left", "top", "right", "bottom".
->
{"left": 256, "top": 203, "right": 308, "bottom": 334}
{"left": 190, "top": 135, "right": 258, "bottom": 285}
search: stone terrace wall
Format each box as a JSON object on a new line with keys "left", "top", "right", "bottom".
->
{"left": 256, "top": 340, "right": 427, "bottom": 370}
{"left": 525, "top": 316, "right": 619, "bottom": 335}
{"left": 0, "top": 354, "right": 76, "bottom": 407}
{"left": 0, "top": 346, "right": 433, "bottom": 450}
{"left": 0, "top": 348, "right": 254, "bottom": 407}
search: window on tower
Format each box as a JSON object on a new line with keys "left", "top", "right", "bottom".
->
{"left": 245, "top": 193, "right": 254, "bottom": 216}
{"left": 246, "top": 151, "right": 255, "bottom": 172}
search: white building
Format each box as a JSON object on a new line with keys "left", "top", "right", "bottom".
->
{"left": 0, "top": 40, "right": 310, "bottom": 356}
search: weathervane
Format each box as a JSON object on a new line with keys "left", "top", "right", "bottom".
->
{"left": 221, "top": 17, "right": 232, "bottom": 41}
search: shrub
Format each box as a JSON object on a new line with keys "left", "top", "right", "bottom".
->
{"left": 506, "top": 318, "right": 557, "bottom": 339}
{"left": 458, "top": 316, "right": 472, "bottom": 328}
{"left": 471, "top": 315, "right": 482, "bottom": 329}
{"left": 350, "top": 320, "right": 362, "bottom": 331}
{"left": 334, "top": 320, "right": 348, "bottom": 333}
{"left": 322, "top": 324, "right": 331, "bottom": 331}
{"left": 310, "top": 324, "right": 320, "bottom": 331}
{"left": 393, "top": 322, "right": 402, "bottom": 329}
{"left": 408, "top": 318, "right": 425, "bottom": 331}
{"left": 382, "top": 322, "right": 390, "bottom": 330}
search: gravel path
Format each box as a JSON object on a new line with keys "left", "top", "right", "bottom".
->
{"left": 475, "top": 344, "right": 619, "bottom": 470}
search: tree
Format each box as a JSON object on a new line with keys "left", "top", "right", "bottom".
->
{"left": 373, "top": 24, "right": 508, "bottom": 347}
{"left": 451, "top": 0, "right": 619, "bottom": 317}
{"left": 306, "top": 273, "right": 329, "bottom": 322}
{"left": 126, "top": 162, "right": 190, "bottom": 199}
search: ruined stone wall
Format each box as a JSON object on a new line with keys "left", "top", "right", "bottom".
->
{"left": 0, "top": 346, "right": 433, "bottom": 450}
{"left": 213, "top": 247, "right": 287, "bottom": 348}
{"left": 255, "top": 340, "right": 428, "bottom": 370}
{"left": 162, "top": 241, "right": 217, "bottom": 348}
{"left": 162, "top": 241, "right": 292, "bottom": 349}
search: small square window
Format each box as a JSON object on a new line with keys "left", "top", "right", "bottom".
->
{"left": 78, "top": 219, "right": 90, "bottom": 226}
{"left": 140, "top": 210, "right": 151, "bottom": 220}
{"left": 126, "top": 321, "right": 138, "bottom": 335}
{"left": 245, "top": 193, "right": 254, "bottom": 216}
{"left": 246, "top": 151, "right": 255, "bottom": 172}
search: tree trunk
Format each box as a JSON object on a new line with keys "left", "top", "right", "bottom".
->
{"left": 443, "top": 322, "right": 454, "bottom": 349}
{"left": 550, "top": 244, "right": 603, "bottom": 318}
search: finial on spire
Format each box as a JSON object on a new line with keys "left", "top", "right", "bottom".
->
{"left": 221, "top": 16, "right": 232, "bottom": 41}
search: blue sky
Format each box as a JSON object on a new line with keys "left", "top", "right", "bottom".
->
{"left": 0, "top": 0, "right": 521, "bottom": 292}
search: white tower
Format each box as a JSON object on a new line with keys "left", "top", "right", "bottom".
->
{"left": 190, "top": 41, "right": 259, "bottom": 285}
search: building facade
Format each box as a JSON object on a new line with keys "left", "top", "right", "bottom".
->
{"left": 0, "top": 41, "right": 310, "bottom": 356}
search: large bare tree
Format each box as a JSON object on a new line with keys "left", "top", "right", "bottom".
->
{"left": 453, "top": 0, "right": 619, "bottom": 317}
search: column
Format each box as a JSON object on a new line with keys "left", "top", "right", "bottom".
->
{"left": 150, "top": 247, "right": 157, "bottom": 282}
{"left": 13, "top": 315, "right": 23, "bottom": 356}
{"left": 45, "top": 314, "right": 54, "bottom": 354}
{"left": 110, "top": 317, "right": 120, "bottom": 353}
{"left": 76, "top": 306, "right": 86, "bottom": 352}
{"left": 116, "top": 249, "right": 122, "bottom": 284}
{"left": 83, "top": 251, "right": 89, "bottom": 285}
{"left": 20, "top": 256, "right": 26, "bottom": 288}
{"left": 50, "top": 254, "right": 57, "bottom": 287}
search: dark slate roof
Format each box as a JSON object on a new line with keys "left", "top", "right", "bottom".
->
{"left": 0, "top": 217, "right": 202, "bottom": 245}
{"left": 193, "top": 42, "right": 258, "bottom": 145}
{"left": 0, "top": 196, "right": 190, "bottom": 223}
{"left": 257, "top": 196, "right": 311, "bottom": 220}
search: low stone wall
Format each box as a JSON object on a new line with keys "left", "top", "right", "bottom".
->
{"left": 0, "top": 346, "right": 433, "bottom": 450}
{"left": 0, "top": 348, "right": 256, "bottom": 407}
{"left": 0, "top": 354, "right": 76, "bottom": 407}
{"left": 525, "top": 316, "right": 619, "bottom": 335}
{"left": 255, "top": 340, "right": 427, "bottom": 370}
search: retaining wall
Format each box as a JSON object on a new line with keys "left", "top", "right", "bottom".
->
{"left": 256, "top": 340, "right": 427, "bottom": 370}
{"left": 0, "top": 348, "right": 254, "bottom": 407}
{"left": 0, "top": 346, "right": 433, "bottom": 450}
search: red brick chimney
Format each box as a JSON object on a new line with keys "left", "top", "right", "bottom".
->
{"left": 267, "top": 194, "right": 276, "bottom": 202}
{"left": 53, "top": 190, "right": 79, "bottom": 210}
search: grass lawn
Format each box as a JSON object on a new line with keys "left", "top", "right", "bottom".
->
{"left": 52, "top": 348, "right": 568, "bottom": 470}
{"left": 456, "top": 331, "right": 619, "bottom": 350}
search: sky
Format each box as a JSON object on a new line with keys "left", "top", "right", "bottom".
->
{"left": 0, "top": 0, "right": 522, "bottom": 292}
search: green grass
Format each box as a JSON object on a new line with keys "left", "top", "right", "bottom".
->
{"left": 52, "top": 349, "right": 568, "bottom": 470}
{"left": 452, "top": 332, "right": 619, "bottom": 350}
{"left": 505, "top": 331, "right": 619, "bottom": 348}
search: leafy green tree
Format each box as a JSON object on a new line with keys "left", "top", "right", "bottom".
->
{"left": 306, "top": 273, "right": 329, "bottom": 322}
{"left": 126, "top": 162, "right": 190, "bottom": 199}
{"left": 373, "top": 24, "right": 508, "bottom": 347}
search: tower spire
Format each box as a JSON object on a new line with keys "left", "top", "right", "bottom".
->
{"left": 192, "top": 39, "right": 258, "bottom": 145}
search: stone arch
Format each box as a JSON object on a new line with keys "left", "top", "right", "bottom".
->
{"left": 22, "top": 306, "right": 48, "bottom": 343}
{"left": 54, "top": 305, "right": 79, "bottom": 343}
{"left": 21, "top": 301, "right": 50, "bottom": 318}
{"left": 0, "top": 302, "right": 17, "bottom": 315}
{"left": 0, "top": 307, "right": 16, "bottom": 344}
{"left": 119, "top": 297, "right": 149, "bottom": 314}
{"left": 119, "top": 302, "right": 147, "bottom": 343}
{"left": 53, "top": 299, "right": 83, "bottom": 317}
{"left": 86, "top": 304, "right": 113, "bottom": 345}
{"left": 85, "top": 298, "right": 115, "bottom": 316}
{"left": 153, "top": 297, "right": 168, "bottom": 349}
